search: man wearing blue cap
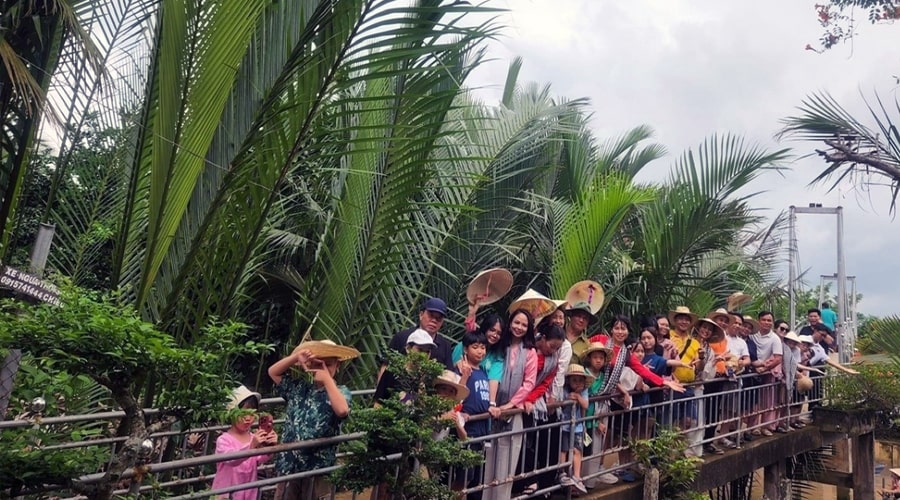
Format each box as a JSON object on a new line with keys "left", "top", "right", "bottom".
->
{"left": 378, "top": 297, "right": 455, "bottom": 383}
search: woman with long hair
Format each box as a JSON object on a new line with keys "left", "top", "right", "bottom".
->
{"left": 482, "top": 309, "right": 537, "bottom": 500}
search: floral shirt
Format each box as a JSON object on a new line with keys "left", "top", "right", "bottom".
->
{"left": 274, "top": 374, "right": 351, "bottom": 475}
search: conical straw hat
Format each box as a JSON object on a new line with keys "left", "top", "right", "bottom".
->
{"left": 565, "top": 280, "right": 605, "bottom": 315}
{"left": 466, "top": 268, "right": 514, "bottom": 306}
{"left": 508, "top": 288, "right": 557, "bottom": 321}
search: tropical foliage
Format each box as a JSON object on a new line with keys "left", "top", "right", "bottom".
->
{"left": 334, "top": 351, "right": 481, "bottom": 499}
{"left": 0, "top": 285, "right": 268, "bottom": 497}
{"left": 2, "top": 0, "right": 793, "bottom": 393}
{"left": 779, "top": 91, "right": 900, "bottom": 213}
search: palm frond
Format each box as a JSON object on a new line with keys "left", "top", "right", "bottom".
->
{"left": 779, "top": 91, "right": 900, "bottom": 213}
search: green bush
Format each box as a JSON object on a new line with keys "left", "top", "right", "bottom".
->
{"left": 332, "top": 351, "right": 480, "bottom": 500}
{"left": 629, "top": 427, "right": 705, "bottom": 500}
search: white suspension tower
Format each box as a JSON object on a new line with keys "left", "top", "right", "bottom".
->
{"left": 787, "top": 204, "right": 852, "bottom": 363}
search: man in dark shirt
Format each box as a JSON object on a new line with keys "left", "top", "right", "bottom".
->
{"left": 378, "top": 297, "right": 454, "bottom": 384}
{"left": 799, "top": 308, "right": 835, "bottom": 353}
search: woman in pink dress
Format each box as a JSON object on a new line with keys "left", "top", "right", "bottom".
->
{"left": 211, "top": 386, "right": 277, "bottom": 500}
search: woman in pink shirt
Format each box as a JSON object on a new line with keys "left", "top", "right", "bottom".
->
{"left": 483, "top": 308, "right": 538, "bottom": 500}
{"left": 211, "top": 386, "right": 277, "bottom": 500}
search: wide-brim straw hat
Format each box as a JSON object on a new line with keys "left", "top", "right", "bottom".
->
{"left": 668, "top": 306, "right": 698, "bottom": 325}
{"left": 226, "top": 385, "right": 262, "bottom": 410}
{"left": 564, "top": 364, "right": 595, "bottom": 384}
{"left": 434, "top": 370, "right": 469, "bottom": 401}
{"left": 508, "top": 288, "right": 557, "bottom": 321}
{"left": 726, "top": 292, "right": 752, "bottom": 311}
{"left": 891, "top": 468, "right": 900, "bottom": 477}
{"left": 551, "top": 299, "right": 568, "bottom": 309}
{"left": 706, "top": 308, "right": 731, "bottom": 325}
{"left": 293, "top": 339, "right": 360, "bottom": 361}
{"left": 466, "top": 268, "right": 514, "bottom": 306}
{"left": 582, "top": 341, "right": 613, "bottom": 358}
{"left": 693, "top": 317, "right": 725, "bottom": 339}
{"left": 742, "top": 315, "right": 760, "bottom": 332}
{"left": 565, "top": 280, "right": 605, "bottom": 315}
{"left": 783, "top": 331, "right": 803, "bottom": 344}
{"left": 796, "top": 375, "right": 814, "bottom": 393}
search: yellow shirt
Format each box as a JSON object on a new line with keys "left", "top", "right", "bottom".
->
{"left": 670, "top": 333, "right": 700, "bottom": 383}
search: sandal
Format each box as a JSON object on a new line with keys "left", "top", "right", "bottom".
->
{"left": 522, "top": 483, "right": 539, "bottom": 495}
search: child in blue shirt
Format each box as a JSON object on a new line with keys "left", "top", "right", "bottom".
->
{"left": 454, "top": 330, "right": 492, "bottom": 498}
{"left": 558, "top": 364, "right": 593, "bottom": 495}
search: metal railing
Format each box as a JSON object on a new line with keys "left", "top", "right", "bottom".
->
{"left": 6, "top": 375, "right": 830, "bottom": 499}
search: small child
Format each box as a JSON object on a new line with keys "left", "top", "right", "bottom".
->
{"left": 453, "top": 330, "right": 492, "bottom": 497}
{"left": 582, "top": 343, "right": 621, "bottom": 486}
{"left": 374, "top": 328, "right": 436, "bottom": 405}
{"left": 433, "top": 370, "right": 470, "bottom": 440}
{"left": 268, "top": 339, "right": 359, "bottom": 500}
{"left": 211, "top": 386, "right": 277, "bottom": 500}
{"left": 559, "top": 364, "right": 594, "bottom": 494}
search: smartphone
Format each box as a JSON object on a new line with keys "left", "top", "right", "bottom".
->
{"left": 258, "top": 413, "right": 274, "bottom": 433}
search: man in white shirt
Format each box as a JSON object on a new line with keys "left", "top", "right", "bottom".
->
{"left": 720, "top": 311, "right": 750, "bottom": 447}
{"left": 750, "top": 311, "right": 783, "bottom": 436}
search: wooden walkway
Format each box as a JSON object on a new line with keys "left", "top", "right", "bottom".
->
{"left": 577, "top": 408, "right": 877, "bottom": 499}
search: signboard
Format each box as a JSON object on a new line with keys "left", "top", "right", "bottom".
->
{"left": 0, "top": 265, "right": 61, "bottom": 306}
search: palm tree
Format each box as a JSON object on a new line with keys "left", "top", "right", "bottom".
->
{"left": 779, "top": 91, "right": 900, "bottom": 213}
{"left": 0, "top": 0, "right": 102, "bottom": 256}
{"left": 611, "top": 135, "right": 790, "bottom": 319}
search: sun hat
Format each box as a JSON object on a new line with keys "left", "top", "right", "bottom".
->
{"left": 466, "top": 268, "right": 513, "bottom": 306}
{"left": 582, "top": 341, "right": 613, "bottom": 358}
{"left": 798, "top": 335, "right": 816, "bottom": 345}
{"left": 293, "top": 339, "right": 361, "bottom": 361}
{"left": 406, "top": 328, "right": 437, "bottom": 348}
{"left": 434, "top": 370, "right": 469, "bottom": 401}
{"left": 565, "top": 301, "right": 599, "bottom": 325}
{"left": 742, "top": 315, "right": 760, "bottom": 332}
{"left": 508, "top": 288, "right": 557, "bottom": 321}
{"left": 551, "top": 299, "right": 568, "bottom": 309}
{"left": 226, "top": 385, "right": 262, "bottom": 410}
{"left": 891, "top": 468, "right": 900, "bottom": 477}
{"left": 693, "top": 317, "right": 724, "bottom": 339}
{"left": 706, "top": 308, "right": 731, "bottom": 325}
{"left": 726, "top": 292, "right": 752, "bottom": 311}
{"left": 564, "top": 364, "right": 595, "bottom": 384}
{"left": 422, "top": 297, "right": 448, "bottom": 316}
{"left": 783, "top": 331, "right": 803, "bottom": 344}
{"left": 668, "top": 306, "right": 698, "bottom": 325}
{"left": 796, "top": 375, "right": 814, "bottom": 393}
{"left": 564, "top": 280, "right": 605, "bottom": 315}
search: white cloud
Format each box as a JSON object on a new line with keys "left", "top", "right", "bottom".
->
{"left": 470, "top": 0, "right": 900, "bottom": 316}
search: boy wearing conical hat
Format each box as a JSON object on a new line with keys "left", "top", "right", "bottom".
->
{"left": 268, "top": 340, "right": 359, "bottom": 500}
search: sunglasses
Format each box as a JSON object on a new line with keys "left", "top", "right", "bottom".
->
{"left": 777, "top": 326, "right": 788, "bottom": 332}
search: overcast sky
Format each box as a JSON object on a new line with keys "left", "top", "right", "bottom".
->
{"left": 467, "top": 0, "right": 900, "bottom": 317}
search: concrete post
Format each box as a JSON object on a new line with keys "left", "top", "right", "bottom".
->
{"left": 764, "top": 459, "right": 786, "bottom": 500}
{"left": 852, "top": 432, "right": 875, "bottom": 499}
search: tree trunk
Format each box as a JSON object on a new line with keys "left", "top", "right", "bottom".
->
{"left": 85, "top": 386, "right": 147, "bottom": 500}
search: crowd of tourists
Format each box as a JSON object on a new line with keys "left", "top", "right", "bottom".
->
{"left": 209, "top": 273, "right": 856, "bottom": 499}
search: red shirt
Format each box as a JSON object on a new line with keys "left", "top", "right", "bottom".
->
{"left": 588, "top": 334, "right": 665, "bottom": 387}
{"left": 524, "top": 352, "right": 558, "bottom": 403}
